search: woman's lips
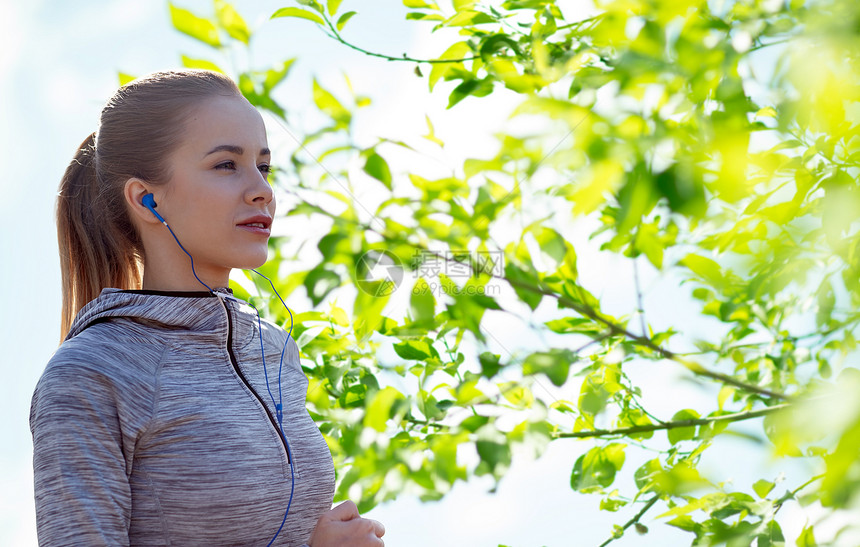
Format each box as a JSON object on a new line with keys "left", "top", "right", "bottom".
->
{"left": 237, "top": 215, "right": 272, "bottom": 235}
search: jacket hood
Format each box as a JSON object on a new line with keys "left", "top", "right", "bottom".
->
{"left": 66, "top": 287, "right": 241, "bottom": 341}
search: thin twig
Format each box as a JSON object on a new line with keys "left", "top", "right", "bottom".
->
{"left": 320, "top": 13, "right": 480, "bottom": 64}
{"left": 597, "top": 495, "right": 660, "bottom": 547}
{"left": 633, "top": 257, "right": 647, "bottom": 338}
{"left": 773, "top": 473, "right": 825, "bottom": 515}
{"left": 554, "top": 403, "right": 789, "bottom": 439}
{"left": 410, "top": 246, "right": 788, "bottom": 400}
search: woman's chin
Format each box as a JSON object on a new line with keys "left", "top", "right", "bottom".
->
{"left": 234, "top": 251, "right": 270, "bottom": 271}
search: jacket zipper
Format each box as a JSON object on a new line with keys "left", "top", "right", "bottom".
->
{"left": 218, "top": 295, "right": 292, "bottom": 464}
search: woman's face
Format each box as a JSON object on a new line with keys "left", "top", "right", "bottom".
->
{"left": 154, "top": 94, "right": 275, "bottom": 285}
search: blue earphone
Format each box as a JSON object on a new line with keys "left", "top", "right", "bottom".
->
{"left": 141, "top": 193, "right": 295, "bottom": 546}
{"left": 141, "top": 193, "right": 166, "bottom": 224}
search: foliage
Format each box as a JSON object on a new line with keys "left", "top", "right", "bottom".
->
{"left": 157, "top": 0, "right": 860, "bottom": 544}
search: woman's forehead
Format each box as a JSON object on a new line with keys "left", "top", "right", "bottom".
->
{"left": 180, "top": 95, "right": 268, "bottom": 152}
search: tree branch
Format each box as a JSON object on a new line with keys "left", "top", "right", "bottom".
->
{"left": 300, "top": 203, "right": 787, "bottom": 400}
{"left": 773, "top": 473, "right": 825, "bottom": 515}
{"left": 597, "top": 495, "right": 660, "bottom": 547}
{"left": 411, "top": 246, "right": 789, "bottom": 400}
{"left": 553, "top": 404, "right": 790, "bottom": 439}
{"left": 633, "top": 257, "right": 648, "bottom": 338}
{"left": 319, "top": 13, "right": 480, "bottom": 64}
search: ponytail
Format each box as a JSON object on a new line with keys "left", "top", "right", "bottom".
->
{"left": 55, "top": 69, "right": 242, "bottom": 341}
{"left": 57, "top": 133, "right": 142, "bottom": 340}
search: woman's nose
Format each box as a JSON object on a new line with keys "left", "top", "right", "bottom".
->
{"left": 247, "top": 169, "right": 274, "bottom": 204}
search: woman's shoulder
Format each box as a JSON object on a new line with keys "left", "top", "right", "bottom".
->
{"left": 43, "top": 321, "right": 168, "bottom": 386}
{"left": 256, "top": 316, "right": 299, "bottom": 351}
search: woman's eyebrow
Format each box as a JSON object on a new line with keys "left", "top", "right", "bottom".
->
{"left": 203, "top": 145, "right": 271, "bottom": 158}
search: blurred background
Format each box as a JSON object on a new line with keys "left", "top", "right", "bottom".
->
{"left": 2, "top": 1, "right": 854, "bottom": 545}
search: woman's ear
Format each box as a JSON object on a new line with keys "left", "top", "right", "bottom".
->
{"left": 124, "top": 178, "right": 162, "bottom": 225}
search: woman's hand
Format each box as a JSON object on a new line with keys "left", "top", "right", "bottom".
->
{"left": 308, "top": 500, "right": 385, "bottom": 546}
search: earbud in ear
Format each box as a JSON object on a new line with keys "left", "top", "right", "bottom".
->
{"left": 142, "top": 193, "right": 167, "bottom": 224}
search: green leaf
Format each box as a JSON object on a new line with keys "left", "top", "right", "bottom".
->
{"left": 530, "top": 226, "right": 569, "bottom": 269}
{"left": 461, "top": 415, "right": 490, "bottom": 432}
{"left": 237, "top": 73, "right": 286, "bottom": 119}
{"left": 571, "top": 443, "right": 626, "bottom": 492}
{"left": 423, "top": 115, "right": 444, "bottom": 147}
{"left": 313, "top": 78, "right": 352, "bottom": 127}
{"left": 353, "top": 285, "right": 390, "bottom": 343}
{"left": 447, "top": 78, "right": 493, "bottom": 108}
{"left": 504, "top": 260, "right": 542, "bottom": 310}
{"left": 317, "top": 233, "right": 346, "bottom": 259}
{"left": 271, "top": 7, "right": 325, "bottom": 25}
{"left": 263, "top": 59, "right": 296, "bottom": 92}
{"left": 544, "top": 317, "right": 601, "bottom": 335}
{"left": 180, "top": 55, "right": 224, "bottom": 73}
{"left": 753, "top": 479, "right": 775, "bottom": 498}
{"left": 336, "top": 10, "right": 357, "bottom": 31}
{"left": 634, "top": 458, "right": 662, "bottom": 490}
{"left": 363, "top": 152, "right": 392, "bottom": 188}
{"left": 498, "top": 382, "right": 533, "bottom": 408}
{"left": 618, "top": 407, "right": 654, "bottom": 440}
{"left": 717, "top": 385, "right": 734, "bottom": 411}
{"left": 796, "top": 525, "right": 816, "bottom": 547}
{"left": 406, "top": 12, "right": 446, "bottom": 21}
{"left": 633, "top": 222, "right": 664, "bottom": 269}
{"left": 476, "top": 440, "right": 511, "bottom": 475}
{"left": 118, "top": 72, "right": 136, "bottom": 86}
{"left": 478, "top": 352, "right": 502, "bottom": 378}
{"left": 169, "top": 3, "right": 221, "bottom": 47}
{"left": 410, "top": 278, "right": 436, "bottom": 325}
{"left": 600, "top": 496, "right": 628, "bottom": 512}
{"left": 680, "top": 254, "right": 724, "bottom": 287}
{"left": 757, "top": 520, "right": 785, "bottom": 547}
{"left": 303, "top": 267, "right": 340, "bottom": 306}
{"left": 296, "top": 0, "right": 324, "bottom": 13}
{"left": 654, "top": 164, "right": 706, "bottom": 217}
{"left": 667, "top": 409, "right": 699, "bottom": 445}
{"left": 327, "top": 0, "right": 343, "bottom": 16}
{"left": 522, "top": 349, "right": 574, "bottom": 387}
{"left": 363, "top": 386, "right": 404, "bottom": 432}
{"left": 428, "top": 41, "right": 471, "bottom": 91}
{"left": 214, "top": 0, "right": 251, "bottom": 44}
{"left": 502, "top": 0, "right": 546, "bottom": 8}
{"left": 479, "top": 33, "right": 522, "bottom": 61}
{"left": 403, "top": 0, "right": 437, "bottom": 8}
{"left": 393, "top": 339, "right": 435, "bottom": 360}
{"left": 445, "top": 10, "right": 495, "bottom": 26}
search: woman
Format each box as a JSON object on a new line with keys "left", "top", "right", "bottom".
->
{"left": 30, "top": 69, "right": 385, "bottom": 546}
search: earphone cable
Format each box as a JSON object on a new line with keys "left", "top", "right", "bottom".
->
{"left": 247, "top": 270, "right": 297, "bottom": 547}
{"left": 162, "top": 222, "right": 215, "bottom": 294}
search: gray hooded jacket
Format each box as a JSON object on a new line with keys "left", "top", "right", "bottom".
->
{"left": 30, "top": 288, "right": 336, "bottom": 546}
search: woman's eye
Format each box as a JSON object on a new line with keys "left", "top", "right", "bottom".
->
{"left": 215, "top": 161, "right": 236, "bottom": 170}
{"left": 258, "top": 164, "right": 271, "bottom": 174}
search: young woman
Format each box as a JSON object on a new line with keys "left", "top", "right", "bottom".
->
{"left": 30, "top": 69, "right": 385, "bottom": 546}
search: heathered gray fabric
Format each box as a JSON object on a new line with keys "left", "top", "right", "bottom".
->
{"left": 30, "top": 288, "right": 336, "bottom": 546}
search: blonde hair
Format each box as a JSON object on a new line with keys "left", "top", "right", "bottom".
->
{"left": 57, "top": 69, "right": 242, "bottom": 340}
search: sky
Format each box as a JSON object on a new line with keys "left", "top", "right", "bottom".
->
{"left": 0, "top": 1, "right": 848, "bottom": 546}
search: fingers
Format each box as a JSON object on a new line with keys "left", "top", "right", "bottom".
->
{"left": 367, "top": 519, "right": 385, "bottom": 538}
{"left": 329, "top": 500, "right": 360, "bottom": 522}
{"left": 309, "top": 501, "right": 385, "bottom": 547}
{"left": 350, "top": 517, "right": 384, "bottom": 538}
{"left": 327, "top": 502, "right": 382, "bottom": 537}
